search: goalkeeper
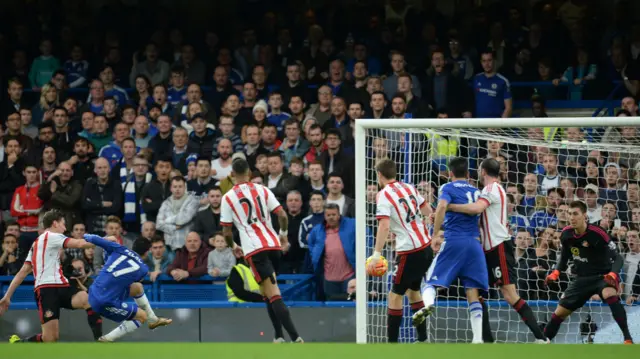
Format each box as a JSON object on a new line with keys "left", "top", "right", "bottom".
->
{"left": 544, "top": 201, "right": 633, "bottom": 344}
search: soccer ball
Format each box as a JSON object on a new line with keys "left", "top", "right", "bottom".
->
{"left": 366, "top": 256, "right": 388, "bottom": 277}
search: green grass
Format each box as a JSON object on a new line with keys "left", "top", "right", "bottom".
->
{"left": 0, "top": 343, "right": 636, "bottom": 359}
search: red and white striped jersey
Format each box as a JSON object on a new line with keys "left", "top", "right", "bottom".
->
{"left": 25, "top": 231, "right": 70, "bottom": 290}
{"left": 478, "top": 182, "right": 510, "bottom": 251}
{"left": 376, "top": 181, "right": 431, "bottom": 254}
{"left": 220, "top": 182, "right": 282, "bottom": 257}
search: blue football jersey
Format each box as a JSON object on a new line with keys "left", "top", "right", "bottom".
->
{"left": 438, "top": 180, "right": 481, "bottom": 240}
{"left": 90, "top": 237, "right": 148, "bottom": 302}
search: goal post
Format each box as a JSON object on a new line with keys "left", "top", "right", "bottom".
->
{"left": 355, "top": 117, "right": 640, "bottom": 344}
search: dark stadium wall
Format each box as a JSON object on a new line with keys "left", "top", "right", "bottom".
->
{"left": 2, "top": 306, "right": 633, "bottom": 343}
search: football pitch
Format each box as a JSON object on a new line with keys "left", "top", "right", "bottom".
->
{"left": 0, "top": 343, "right": 636, "bottom": 359}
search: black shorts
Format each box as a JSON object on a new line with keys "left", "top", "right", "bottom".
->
{"left": 485, "top": 240, "right": 518, "bottom": 287}
{"left": 559, "top": 276, "right": 610, "bottom": 311}
{"left": 34, "top": 286, "right": 81, "bottom": 324}
{"left": 246, "top": 250, "right": 281, "bottom": 284}
{"left": 392, "top": 246, "right": 434, "bottom": 295}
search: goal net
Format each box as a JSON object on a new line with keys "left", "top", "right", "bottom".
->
{"left": 354, "top": 117, "right": 640, "bottom": 344}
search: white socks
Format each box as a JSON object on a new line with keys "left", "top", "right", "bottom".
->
{"left": 468, "top": 301, "right": 483, "bottom": 343}
{"left": 134, "top": 293, "right": 158, "bottom": 322}
{"left": 422, "top": 285, "right": 436, "bottom": 308}
{"left": 103, "top": 320, "right": 140, "bottom": 341}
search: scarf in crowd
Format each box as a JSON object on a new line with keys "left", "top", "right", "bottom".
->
{"left": 121, "top": 161, "right": 152, "bottom": 223}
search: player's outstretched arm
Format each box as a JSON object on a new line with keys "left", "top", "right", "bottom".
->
{"left": 0, "top": 262, "right": 33, "bottom": 309}
{"left": 83, "top": 234, "right": 122, "bottom": 251}
{"left": 448, "top": 200, "right": 489, "bottom": 215}
{"left": 65, "top": 237, "right": 95, "bottom": 249}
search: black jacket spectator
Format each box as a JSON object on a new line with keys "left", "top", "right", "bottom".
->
{"left": 187, "top": 128, "right": 216, "bottom": 159}
{"left": 280, "top": 212, "right": 305, "bottom": 274}
{"left": 82, "top": 177, "right": 123, "bottom": 234}
{"left": 405, "top": 95, "right": 432, "bottom": 118}
{"left": 244, "top": 145, "right": 270, "bottom": 172}
{"left": 0, "top": 100, "right": 28, "bottom": 128}
{"left": 24, "top": 135, "right": 55, "bottom": 166}
{"left": 318, "top": 148, "right": 355, "bottom": 198}
{"left": 148, "top": 131, "right": 174, "bottom": 159}
{"left": 205, "top": 86, "right": 240, "bottom": 117}
{"left": 192, "top": 208, "right": 222, "bottom": 244}
{"left": 322, "top": 116, "right": 353, "bottom": 149}
{"left": 187, "top": 179, "right": 217, "bottom": 197}
{"left": 267, "top": 173, "right": 291, "bottom": 204}
{"left": 282, "top": 175, "right": 311, "bottom": 207}
{"left": 53, "top": 131, "right": 77, "bottom": 161}
{"left": 72, "top": 155, "right": 96, "bottom": 183}
{"left": 0, "top": 159, "right": 25, "bottom": 211}
{"left": 140, "top": 179, "right": 172, "bottom": 223}
{"left": 280, "top": 80, "right": 312, "bottom": 104}
{"left": 37, "top": 178, "right": 83, "bottom": 230}
{"left": 422, "top": 70, "right": 472, "bottom": 117}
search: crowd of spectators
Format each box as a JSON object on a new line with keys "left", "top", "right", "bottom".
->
{"left": 0, "top": 0, "right": 639, "bottom": 302}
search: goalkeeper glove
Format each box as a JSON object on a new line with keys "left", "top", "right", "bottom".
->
{"left": 544, "top": 270, "right": 560, "bottom": 286}
{"left": 603, "top": 272, "right": 620, "bottom": 291}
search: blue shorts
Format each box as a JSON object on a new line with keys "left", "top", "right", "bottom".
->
{"left": 88, "top": 287, "right": 139, "bottom": 323}
{"left": 425, "top": 237, "right": 489, "bottom": 291}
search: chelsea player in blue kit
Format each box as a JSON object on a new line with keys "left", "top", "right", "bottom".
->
{"left": 83, "top": 234, "right": 172, "bottom": 342}
{"left": 412, "top": 157, "right": 489, "bottom": 343}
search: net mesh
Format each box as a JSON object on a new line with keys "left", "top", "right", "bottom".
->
{"left": 363, "top": 124, "right": 640, "bottom": 343}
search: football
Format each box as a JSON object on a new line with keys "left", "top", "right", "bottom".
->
{"left": 366, "top": 256, "right": 388, "bottom": 277}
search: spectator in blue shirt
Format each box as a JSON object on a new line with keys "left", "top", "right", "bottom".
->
{"left": 99, "top": 122, "right": 130, "bottom": 167}
{"left": 91, "top": 65, "right": 129, "bottom": 107}
{"left": 64, "top": 45, "right": 89, "bottom": 88}
{"left": 266, "top": 91, "right": 291, "bottom": 136}
{"left": 474, "top": 50, "right": 513, "bottom": 118}
{"left": 529, "top": 187, "right": 564, "bottom": 233}
{"left": 168, "top": 65, "right": 187, "bottom": 107}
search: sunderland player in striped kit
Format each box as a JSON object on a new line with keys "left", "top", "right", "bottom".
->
{"left": 220, "top": 157, "right": 303, "bottom": 343}
{"left": 0, "top": 210, "right": 100, "bottom": 343}
{"left": 447, "top": 159, "right": 548, "bottom": 343}
{"left": 366, "top": 158, "right": 433, "bottom": 343}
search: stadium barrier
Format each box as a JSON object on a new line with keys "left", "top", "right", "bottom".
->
{"left": 1, "top": 300, "right": 637, "bottom": 342}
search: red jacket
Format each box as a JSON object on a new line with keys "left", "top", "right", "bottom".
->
{"left": 304, "top": 143, "right": 327, "bottom": 164}
{"left": 166, "top": 245, "right": 211, "bottom": 278}
{"left": 10, "top": 183, "right": 44, "bottom": 230}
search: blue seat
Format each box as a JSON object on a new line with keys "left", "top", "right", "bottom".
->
{"left": 160, "top": 284, "right": 228, "bottom": 302}
{"left": 7, "top": 286, "right": 35, "bottom": 303}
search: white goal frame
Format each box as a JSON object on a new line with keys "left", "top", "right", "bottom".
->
{"left": 354, "top": 117, "right": 640, "bottom": 344}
